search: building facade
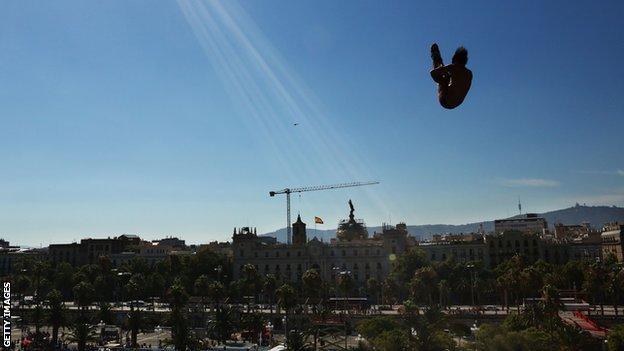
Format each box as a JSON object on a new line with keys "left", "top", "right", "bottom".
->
{"left": 420, "top": 229, "right": 603, "bottom": 268}
{"left": 0, "top": 248, "right": 47, "bottom": 276}
{"left": 494, "top": 213, "right": 548, "bottom": 235}
{"left": 419, "top": 234, "right": 489, "bottom": 266}
{"left": 232, "top": 202, "right": 411, "bottom": 285}
{"left": 602, "top": 222, "right": 624, "bottom": 262}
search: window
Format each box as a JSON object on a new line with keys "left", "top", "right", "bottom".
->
{"left": 239, "top": 250, "right": 244, "bottom": 257}
{"left": 286, "top": 251, "right": 290, "bottom": 257}
{"left": 342, "top": 250, "right": 346, "bottom": 257}
{"left": 297, "top": 251, "right": 301, "bottom": 257}
{"left": 376, "top": 262, "right": 382, "bottom": 269}
{"left": 276, "top": 252, "right": 280, "bottom": 258}
{"left": 354, "top": 249, "right": 358, "bottom": 256}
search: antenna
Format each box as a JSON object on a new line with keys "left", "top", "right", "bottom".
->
{"left": 518, "top": 197, "right": 522, "bottom": 215}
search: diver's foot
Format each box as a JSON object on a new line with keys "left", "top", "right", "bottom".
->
{"left": 431, "top": 43, "right": 443, "bottom": 67}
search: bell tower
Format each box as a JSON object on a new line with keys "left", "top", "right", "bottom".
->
{"left": 292, "top": 214, "right": 307, "bottom": 245}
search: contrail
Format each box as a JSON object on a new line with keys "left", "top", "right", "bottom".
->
{"left": 177, "top": 0, "right": 394, "bottom": 218}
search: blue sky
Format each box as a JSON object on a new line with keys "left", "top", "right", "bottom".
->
{"left": 1, "top": 0, "right": 623, "bottom": 246}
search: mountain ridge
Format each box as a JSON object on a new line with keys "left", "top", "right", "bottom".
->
{"left": 260, "top": 205, "right": 624, "bottom": 243}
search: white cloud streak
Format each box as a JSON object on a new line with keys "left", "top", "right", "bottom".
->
{"left": 574, "top": 169, "right": 624, "bottom": 176}
{"left": 501, "top": 178, "right": 560, "bottom": 187}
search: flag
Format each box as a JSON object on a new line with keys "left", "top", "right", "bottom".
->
{"left": 314, "top": 216, "right": 324, "bottom": 224}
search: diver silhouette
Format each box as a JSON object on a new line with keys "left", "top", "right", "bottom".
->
{"left": 430, "top": 44, "right": 472, "bottom": 109}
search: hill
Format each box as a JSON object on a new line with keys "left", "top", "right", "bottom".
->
{"left": 260, "top": 205, "right": 624, "bottom": 243}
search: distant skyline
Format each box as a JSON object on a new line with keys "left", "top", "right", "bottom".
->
{"left": 1, "top": 0, "right": 623, "bottom": 246}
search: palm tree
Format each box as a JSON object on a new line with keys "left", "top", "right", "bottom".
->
{"left": 46, "top": 289, "right": 67, "bottom": 348}
{"left": 194, "top": 274, "right": 211, "bottom": 329}
{"left": 67, "top": 319, "right": 98, "bottom": 351}
{"left": 302, "top": 269, "right": 322, "bottom": 303}
{"left": 194, "top": 275, "right": 211, "bottom": 313}
{"left": 73, "top": 282, "right": 96, "bottom": 315}
{"left": 337, "top": 272, "right": 354, "bottom": 300}
{"left": 241, "top": 312, "right": 265, "bottom": 344}
{"left": 242, "top": 263, "right": 260, "bottom": 310}
{"left": 208, "top": 281, "right": 225, "bottom": 311}
{"left": 276, "top": 283, "right": 297, "bottom": 313}
{"left": 169, "top": 281, "right": 191, "bottom": 351}
{"left": 211, "top": 306, "right": 236, "bottom": 344}
{"left": 403, "top": 305, "right": 449, "bottom": 351}
{"left": 125, "top": 276, "right": 145, "bottom": 348}
{"left": 409, "top": 267, "right": 438, "bottom": 305}
{"left": 437, "top": 280, "right": 451, "bottom": 308}
{"left": 148, "top": 272, "right": 166, "bottom": 310}
{"left": 263, "top": 275, "right": 277, "bottom": 313}
{"left": 583, "top": 262, "right": 607, "bottom": 316}
{"left": 366, "top": 278, "right": 380, "bottom": 305}
{"left": 286, "top": 329, "right": 312, "bottom": 351}
{"left": 13, "top": 274, "right": 30, "bottom": 306}
{"left": 382, "top": 277, "right": 398, "bottom": 307}
{"left": 607, "top": 268, "right": 624, "bottom": 317}
{"left": 97, "top": 302, "right": 114, "bottom": 325}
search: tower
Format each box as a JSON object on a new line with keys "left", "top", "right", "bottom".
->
{"left": 292, "top": 214, "right": 307, "bottom": 245}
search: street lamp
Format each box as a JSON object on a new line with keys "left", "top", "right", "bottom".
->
{"left": 466, "top": 264, "right": 476, "bottom": 307}
{"left": 155, "top": 325, "right": 163, "bottom": 349}
{"left": 214, "top": 265, "right": 223, "bottom": 281}
{"left": 266, "top": 322, "right": 274, "bottom": 346}
{"left": 356, "top": 334, "right": 365, "bottom": 347}
{"left": 98, "top": 320, "right": 106, "bottom": 345}
{"left": 282, "top": 316, "right": 287, "bottom": 345}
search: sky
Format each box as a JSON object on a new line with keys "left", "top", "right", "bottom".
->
{"left": 0, "top": 0, "right": 623, "bottom": 246}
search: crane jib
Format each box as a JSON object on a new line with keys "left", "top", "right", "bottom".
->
{"left": 268, "top": 181, "right": 380, "bottom": 244}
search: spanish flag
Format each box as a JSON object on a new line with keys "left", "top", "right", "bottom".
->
{"left": 314, "top": 216, "right": 324, "bottom": 224}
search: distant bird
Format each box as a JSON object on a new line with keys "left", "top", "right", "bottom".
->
{"left": 293, "top": 123, "right": 299, "bottom": 126}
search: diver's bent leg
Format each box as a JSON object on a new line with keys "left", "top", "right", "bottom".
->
{"left": 431, "top": 43, "right": 444, "bottom": 68}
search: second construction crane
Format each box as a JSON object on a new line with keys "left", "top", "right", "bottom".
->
{"left": 269, "top": 181, "right": 379, "bottom": 244}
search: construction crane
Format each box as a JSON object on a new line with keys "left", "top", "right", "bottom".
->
{"left": 269, "top": 181, "right": 380, "bottom": 244}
